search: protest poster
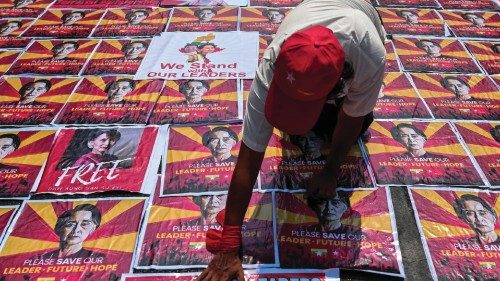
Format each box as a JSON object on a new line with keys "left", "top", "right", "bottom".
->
{"left": 7, "top": 39, "right": 99, "bottom": 76}
{"left": 0, "top": 50, "right": 20, "bottom": 75}
{"left": 374, "top": 72, "right": 431, "bottom": 119}
{"left": 409, "top": 187, "right": 500, "bottom": 281}
{"left": 276, "top": 187, "right": 404, "bottom": 276}
{"left": 437, "top": 0, "right": 498, "bottom": 10}
{"left": 384, "top": 41, "right": 401, "bottom": 72}
{"left": 0, "top": 205, "right": 17, "bottom": 244}
{"left": 55, "top": 76, "right": 163, "bottom": 125}
{"left": 0, "top": 0, "right": 54, "bottom": 18}
{"left": 121, "top": 269, "right": 340, "bottom": 280}
{"left": 162, "top": 124, "right": 251, "bottom": 195}
{"left": 393, "top": 36, "right": 482, "bottom": 74}
{"left": 0, "top": 77, "right": 79, "bottom": 126}
{"left": 160, "top": 0, "right": 247, "bottom": 6}
{"left": 0, "top": 18, "right": 32, "bottom": 49}
{"left": 376, "top": 0, "right": 439, "bottom": 8}
{"left": 410, "top": 73, "right": 499, "bottom": 120}
{"left": 440, "top": 11, "right": 500, "bottom": 39}
{"left": 24, "top": 9, "right": 105, "bottom": 38}
{"left": 242, "top": 79, "right": 251, "bottom": 116}
{"left": 454, "top": 122, "right": 500, "bottom": 186}
{"left": 135, "top": 32, "right": 258, "bottom": 80}
{"left": 83, "top": 39, "right": 150, "bottom": 76}
{"left": 37, "top": 126, "right": 163, "bottom": 194}
{"left": 259, "top": 35, "right": 273, "bottom": 61}
{"left": 260, "top": 129, "right": 373, "bottom": 190}
{"left": 92, "top": 8, "right": 170, "bottom": 38}
{"left": 378, "top": 8, "right": 445, "bottom": 36}
{"left": 135, "top": 192, "right": 275, "bottom": 269}
{"left": 0, "top": 128, "right": 56, "bottom": 198}
{"left": 148, "top": 79, "right": 240, "bottom": 125}
{"left": 166, "top": 7, "right": 238, "bottom": 32}
{"left": 240, "top": 7, "right": 291, "bottom": 35}
{"left": 51, "top": 0, "right": 159, "bottom": 9}
{"left": 249, "top": 0, "right": 303, "bottom": 7}
{"left": 364, "top": 121, "right": 484, "bottom": 186}
{"left": 0, "top": 198, "right": 146, "bottom": 281}
{"left": 464, "top": 41, "right": 500, "bottom": 75}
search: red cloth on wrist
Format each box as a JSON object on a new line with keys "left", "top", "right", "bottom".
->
{"left": 206, "top": 209, "right": 242, "bottom": 254}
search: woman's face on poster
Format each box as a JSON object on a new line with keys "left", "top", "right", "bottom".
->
{"left": 88, "top": 133, "right": 116, "bottom": 154}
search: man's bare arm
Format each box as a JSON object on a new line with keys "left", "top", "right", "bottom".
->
{"left": 308, "top": 108, "right": 365, "bottom": 199}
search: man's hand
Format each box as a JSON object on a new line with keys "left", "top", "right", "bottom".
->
{"left": 307, "top": 170, "right": 337, "bottom": 199}
{"left": 196, "top": 252, "right": 244, "bottom": 281}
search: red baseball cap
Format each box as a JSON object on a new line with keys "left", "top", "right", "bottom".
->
{"left": 265, "top": 25, "right": 345, "bottom": 135}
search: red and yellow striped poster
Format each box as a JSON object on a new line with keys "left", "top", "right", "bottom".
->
{"left": 0, "top": 50, "right": 20, "bottom": 75}
{"left": 92, "top": 8, "right": 170, "bottom": 38}
{"left": 376, "top": 0, "right": 439, "bottom": 8}
{"left": 276, "top": 187, "right": 403, "bottom": 276}
{"left": 440, "top": 11, "right": 500, "bottom": 39}
{"left": 24, "top": 9, "right": 105, "bottom": 38}
{"left": 375, "top": 72, "right": 431, "bottom": 119}
{"left": 437, "top": 0, "right": 498, "bottom": 10}
{"left": 0, "top": 205, "right": 17, "bottom": 244}
{"left": 464, "top": 41, "right": 500, "bottom": 75}
{"left": 378, "top": 8, "right": 445, "bottom": 36}
{"left": 149, "top": 79, "right": 239, "bottom": 125}
{"left": 0, "top": 0, "right": 54, "bottom": 18}
{"left": 0, "top": 198, "right": 146, "bottom": 280}
{"left": 410, "top": 73, "right": 499, "bottom": 120}
{"left": 0, "top": 77, "right": 79, "bottom": 125}
{"left": 393, "top": 36, "right": 481, "bottom": 73}
{"left": 410, "top": 188, "right": 500, "bottom": 281}
{"left": 136, "top": 192, "right": 275, "bottom": 268}
{"left": 240, "top": 7, "right": 291, "bottom": 35}
{"left": 55, "top": 76, "right": 162, "bottom": 125}
{"left": 455, "top": 122, "right": 500, "bottom": 186}
{"left": 0, "top": 129, "right": 56, "bottom": 197}
{"left": 249, "top": 0, "right": 303, "bottom": 6}
{"left": 364, "top": 121, "right": 483, "bottom": 185}
{"left": 167, "top": 7, "right": 237, "bottom": 32}
{"left": 260, "top": 129, "right": 372, "bottom": 189}
{"left": 0, "top": 18, "right": 32, "bottom": 48}
{"left": 7, "top": 39, "right": 99, "bottom": 76}
{"left": 385, "top": 41, "right": 401, "bottom": 72}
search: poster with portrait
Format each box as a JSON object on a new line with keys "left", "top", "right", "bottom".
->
{"left": 249, "top": 0, "right": 303, "bottom": 7}
{"left": 240, "top": 7, "right": 291, "bottom": 35}
{"left": 92, "top": 8, "right": 170, "bottom": 38}
{"left": 384, "top": 41, "right": 400, "bottom": 72}
{"left": 135, "top": 32, "right": 259, "bottom": 80}
{"left": 374, "top": 72, "right": 431, "bottom": 119}
{"left": 149, "top": 79, "right": 240, "bottom": 125}
{"left": 121, "top": 269, "right": 340, "bottom": 280}
{"left": 0, "top": 18, "right": 32, "bottom": 49}
{"left": 166, "top": 7, "right": 238, "bottom": 32}
{"left": 492, "top": 75, "right": 500, "bottom": 89}
{"left": 0, "top": 50, "right": 20, "bottom": 75}
{"left": 376, "top": 0, "right": 439, "bottom": 8}
{"left": 0, "top": 77, "right": 79, "bottom": 126}
{"left": 0, "top": 198, "right": 146, "bottom": 281}
{"left": 51, "top": 0, "right": 159, "bottom": 8}
{"left": 135, "top": 192, "right": 275, "bottom": 269}
{"left": 276, "top": 187, "right": 404, "bottom": 276}
{"left": 55, "top": 76, "right": 163, "bottom": 125}
{"left": 393, "top": 36, "right": 482, "bottom": 74}
{"left": 83, "top": 39, "right": 150, "bottom": 76}
{"left": 7, "top": 39, "right": 99, "bottom": 76}
{"left": 0, "top": 205, "right": 17, "bottom": 244}
{"left": 437, "top": 0, "right": 498, "bottom": 10}
{"left": 0, "top": 0, "right": 54, "bottom": 18}
{"left": 364, "top": 121, "right": 484, "bottom": 186}
{"left": 409, "top": 187, "right": 500, "bottom": 281}
{"left": 163, "top": 124, "right": 251, "bottom": 195}
{"left": 36, "top": 126, "right": 163, "bottom": 194}
{"left": 0, "top": 128, "right": 56, "bottom": 198}
{"left": 378, "top": 8, "right": 445, "bottom": 36}
{"left": 455, "top": 122, "right": 500, "bottom": 186}
{"left": 24, "top": 9, "right": 104, "bottom": 38}
{"left": 260, "top": 129, "right": 373, "bottom": 190}
{"left": 440, "top": 11, "right": 500, "bottom": 39}
{"left": 160, "top": 0, "right": 247, "bottom": 6}
{"left": 464, "top": 41, "right": 500, "bottom": 75}
{"left": 410, "top": 73, "right": 499, "bottom": 120}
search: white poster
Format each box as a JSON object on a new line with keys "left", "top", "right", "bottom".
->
{"left": 135, "top": 32, "right": 259, "bottom": 80}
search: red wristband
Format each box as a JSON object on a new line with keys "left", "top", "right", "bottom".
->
{"left": 206, "top": 209, "right": 242, "bottom": 254}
